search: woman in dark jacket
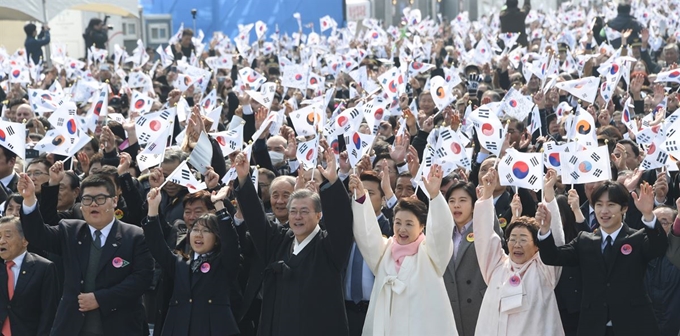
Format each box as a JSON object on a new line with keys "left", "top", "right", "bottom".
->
{"left": 83, "top": 18, "right": 108, "bottom": 56}
{"left": 499, "top": 0, "right": 531, "bottom": 47}
{"left": 144, "top": 186, "right": 241, "bottom": 336}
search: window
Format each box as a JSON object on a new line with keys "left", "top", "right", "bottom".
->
{"left": 128, "top": 23, "right": 136, "bottom": 35}
{"left": 122, "top": 23, "right": 127, "bottom": 35}
{"left": 151, "top": 27, "right": 158, "bottom": 39}
{"left": 148, "top": 23, "right": 170, "bottom": 44}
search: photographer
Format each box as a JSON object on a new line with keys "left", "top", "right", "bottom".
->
{"left": 24, "top": 23, "right": 50, "bottom": 65}
{"left": 83, "top": 17, "right": 109, "bottom": 57}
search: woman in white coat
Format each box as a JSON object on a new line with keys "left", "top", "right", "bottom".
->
{"left": 474, "top": 168, "right": 565, "bottom": 336}
{"left": 349, "top": 164, "right": 458, "bottom": 336}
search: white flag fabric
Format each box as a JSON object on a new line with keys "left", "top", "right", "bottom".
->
{"left": 362, "top": 95, "right": 390, "bottom": 135}
{"left": 255, "top": 21, "right": 267, "bottom": 40}
{"left": 640, "top": 138, "right": 669, "bottom": 171}
{"left": 430, "top": 76, "right": 455, "bottom": 111}
{"left": 529, "top": 105, "right": 542, "bottom": 135}
{"left": 130, "top": 90, "right": 154, "bottom": 115}
{"left": 407, "top": 61, "right": 435, "bottom": 77}
{"left": 281, "top": 64, "right": 310, "bottom": 90}
{"left": 85, "top": 85, "right": 108, "bottom": 132}
{"left": 621, "top": 97, "right": 636, "bottom": 133}
{"left": 8, "top": 63, "right": 30, "bottom": 84}
{"left": 569, "top": 109, "right": 598, "bottom": 148}
{"left": 296, "top": 137, "right": 319, "bottom": 169}
{"left": 327, "top": 105, "right": 364, "bottom": 136}
{"left": 246, "top": 82, "right": 277, "bottom": 110}
{"left": 470, "top": 106, "right": 505, "bottom": 157}
{"left": 559, "top": 145, "right": 611, "bottom": 184}
{"left": 0, "top": 121, "right": 25, "bottom": 159}
{"left": 654, "top": 69, "right": 680, "bottom": 84}
{"left": 211, "top": 123, "right": 244, "bottom": 157}
{"left": 166, "top": 160, "right": 206, "bottom": 193}
{"left": 205, "top": 54, "right": 233, "bottom": 71}
{"left": 289, "top": 104, "right": 324, "bottom": 137}
{"left": 35, "top": 128, "right": 87, "bottom": 157}
{"left": 320, "top": 15, "right": 336, "bottom": 32}
{"left": 543, "top": 141, "right": 568, "bottom": 174}
{"left": 434, "top": 127, "right": 471, "bottom": 171}
{"left": 136, "top": 126, "right": 171, "bottom": 172}
{"left": 378, "top": 67, "right": 406, "bottom": 100}
{"left": 135, "top": 108, "right": 176, "bottom": 145}
{"left": 238, "top": 67, "right": 267, "bottom": 90}
{"left": 345, "top": 132, "right": 375, "bottom": 168}
{"left": 499, "top": 149, "right": 544, "bottom": 190}
{"left": 502, "top": 88, "right": 534, "bottom": 121}
{"left": 200, "top": 89, "right": 218, "bottom": 113}
{"left": 28, "top": 89, "right": 60, "bottom": 114}
{"left": 555, "top": 76, "right": 600, "bottom": 103}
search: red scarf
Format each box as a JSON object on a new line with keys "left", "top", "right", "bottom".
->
{"left": 391, "top": 233, "right": 425, "bottom": 273}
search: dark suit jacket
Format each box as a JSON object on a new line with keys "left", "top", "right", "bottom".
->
{"left": 143, "top": 209, "right": 241, "bottom": 336}
{"left": 0, "top": 252, "right": 58, "bottom": 336}
{"left": 538, "top": 222, "right": 668, "bottom": 336}
{"left": 235, "top": 177, "right": 353, "bottom": 336}
{"left": 0, "top": 173, "right": 19, "bottom": 205}
{"left": 20, "top": 207, "right": 154, "bottom": 336}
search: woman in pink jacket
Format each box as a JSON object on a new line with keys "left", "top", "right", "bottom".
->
{"left": 474, "top": 168, "right": 565, "bottom": 336}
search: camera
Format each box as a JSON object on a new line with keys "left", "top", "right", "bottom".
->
{"left": 191, "top": 9, "right": 197, "bottom": 18}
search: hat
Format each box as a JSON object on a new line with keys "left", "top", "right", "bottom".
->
{"left": 629, "top": 37, "right": 642, "bottom": 48}
{"left": 99, "top": 64, "right": 111, "bottom": 72}
{"left": 23, "top": 23, "right": 36, "bottom": 36}
{"left": 558, "top": 43, "right": 568, "bottom": 52}
{"left": 108, "top": 122, "right": 127, "bottom": 141}
{"left": 465, "top": 64, "right": 481, "bottom": 74}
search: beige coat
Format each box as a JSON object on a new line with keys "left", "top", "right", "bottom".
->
{"left": 353, "top": 193, "right": 458, "bottom": 336}
{"left": 473, "top": 197, "right": 565, "bottom": 336}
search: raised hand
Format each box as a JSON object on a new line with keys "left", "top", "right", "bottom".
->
{"left": 422, "top": 164, "right": 443, "bottom": 199}
{"left": 632, "top": 182, "right": 655, "bottom": 221}
{"left": 348, "top": 174, "right": 366, "bottom": 199}
{"left": 623, "top": 168, "right": 643, "bottom": 192}
{"left": 379, "top": 160, "right": 394, "bottom": 200}
{"left": 543, "top": 168, "right": 558, "bottom": 202}
{"left": 480, "top": 167, "right": 498, "bottom": 200}
{"left": 211, "top": 185, "right": 230, "bottom": 211}
{"left": 510, "top": 193, "right": 523, "bottom": 221}
{"left": 233, "top": 152, "right": 250, "bottom": 186}
{"left": 204, "top": 166, "right": 220, "bottom": 190}
{"left": 255, "top": 106, "right": 270, "bottom": 139}
{"left": 338, "top": 151, "right": 351, "bottom": 174}
{"left": 146, "top": 187, "right": 162, "bottom": 216}
{"left": 653, "top": 169, "right": 669, "bottom": 203}
{"left": 49, "top": 161, "right": 65, "bottom": 186}
{"left": 17, "top": 173, "right": 36, "bottom": 206}
{"left": 284, "top": 133, "right": 297, "bottom": 160}
{"left": 149, "top": 168, "right": 164, "bottom": 189}
{"left": 534, "top": 203, "right": 552, "bottom": 234}
{"left": 294, "top": 167, "right": 306, "bottom": 191}
{"left": 318, "top": 146, "right": 338, "bottom": 184}
{"left": 117, "top": 152, "right": 132, "bottom": 176}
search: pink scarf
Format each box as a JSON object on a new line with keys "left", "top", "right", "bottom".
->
{"left": 391, "top": 233, "right": 425, "bottom": 273}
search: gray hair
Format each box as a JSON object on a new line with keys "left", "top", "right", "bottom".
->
{"left": 0, "top": 217, "right": 24, "bottom": 239}
{"left": 270, "top": 176, "right": 296, "bottom": 197}
{"left": 163, "top": 147, "right": 188, "bottom": 164}
{"left": 286, "top": 189, "right": 322, "bottom": 213}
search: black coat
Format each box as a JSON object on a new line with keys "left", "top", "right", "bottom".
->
{"left": 499, "top": 2, "right": 531, "bottom": 47}
{"left": 0, "top": 252, "right": 58, "bottom": 336}
{"left": 20, "top": 207, "right": 154, "bottom": 336}
{"left": 538, "top": 222, "right": 668, "bottom": 336}
{"left": 235, "top": 177, "right": 353, "bottom": 336}
{"left": 606, "top": 5, "right": 644, "bottom": 49}
{"left": 83, "top": 29, "right": 108, "bottom": 54}
{"left": 143, "top": 210, "right": 241, "bottom": 336}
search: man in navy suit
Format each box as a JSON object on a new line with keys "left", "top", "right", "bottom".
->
{"left": 0, "top": 216, "right": 58, "bottom": 336}
{"left": 18, "top": 173, "right": 154, "bottom": 336}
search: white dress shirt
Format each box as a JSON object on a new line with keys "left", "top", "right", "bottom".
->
{"left": 292, "top": 224, "right": 320, "bottom": 255}
{"left": 88, "top": 220, "right": 115, "bottom": 248}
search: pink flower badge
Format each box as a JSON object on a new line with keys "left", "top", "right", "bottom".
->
{"left": 112, "top": 257, "right": 124, "bottom": 268}
{"left": 200, "top": 262, "right": 211, "bottom": 273}
{"left": 621, "top": 244, "right": 632, "bottom": 255}
{"left": 509, "top": 275, "right": 521, "bottom": 287}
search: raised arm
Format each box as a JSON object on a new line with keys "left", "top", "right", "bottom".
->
{"left": 212, "top": 187, "right": 241, "bottom": 279}
{"left": 349, "top": 174, "right": 389, "bottom": 274}
{"left": 422, "top": 164, "right": 454, "bottom": 276}
{"left": 318, "top": 147, "right": 354, "bottom": 270}
{"left": 18, "top": 173, "right": 62, "bottom": 255}
{"left": 142, "top": 187, "right": 178, "bottom": 275}
{"left": 473, "top": 168, "right": 507, "bottom": 284}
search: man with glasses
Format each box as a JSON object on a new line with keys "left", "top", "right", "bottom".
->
{"left": 17, "top": 173, "right": 153, "bottom": 336}
{"left": 25, "top": 158, "right": 50, "bottom": 198}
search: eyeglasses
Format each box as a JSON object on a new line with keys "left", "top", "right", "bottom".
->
{"left": 660, "top": 220, "right": 672, "bottom": 226}
{"left": 190, "top": 227, "right": 213, "bottom": 236}
{"left": 81, "top": 194, "right": 112, "bottom": 206}
{"left": 259, "top": 183, "right": 271, "bottom": 188}
{"left": 289, "top": 209, "right": 312, "bottom": 217}
{"left": 26, "top": 171, "right": 46, "bottom": 178}
{"left": 508, "top": 238, "right": 531, "bottom": 246}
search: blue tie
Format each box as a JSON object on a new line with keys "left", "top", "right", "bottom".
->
{"left": 351, "top": 243, "right": 363, "bottom": 303}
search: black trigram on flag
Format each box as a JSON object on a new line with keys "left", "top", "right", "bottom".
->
{"left": 593, "top": 168, "right": 603, "bottom": 178}
{"left": 569, "top": 156, "right": 578, "bottom": 165}
{"left": 485, "top": 141, "right": 497, "bottom": 151}
{"left": 139, "top": 155, "right": 147, "bottom": 162}
{"left": 148, "top": 143, "right": 157, "bottom": 151}
{"left": 298, "top": 143, "right": 309, "bottom": 154}
{"left": 641, "top": 160, "right": 652, "bottom": 170}
{"left": 504, "top": 155, "right": 514, "bottom": 166}
{"left": 667, "top": 128, "right": 677, "bottom": 138}
{"left": 181, "top": 169, "right": 191, "bottom": 181}
{"left": 136, "top": 117, "right": 148, "bottom": 126}
{"left": 666, "top": 140, "right": 679, "bottom": 152}
{"left": 57, "top": 118, "right": 65, "bottom": 127}
{"left": 5, "top": 143, "right": 13, "bottom": 150}
{"left": 440, "top": 129, "right": 452, "bottom": 141}
{"left": 459, "top": 158, "right": 470, "bottom": 167}
{"left": 139, "top": 133, "right": 151, "bottom": 143}
{"left": 505, "top": 173, "right": 514, "bottom": 184}
{"left": 6, "top": 126, "right": 14, "bottom": 136}
{"left": 229, "top": 141, "right": 237, "bottom": 150}
{"left": 590, "top": 152, "right": 601, "bottom": 161}
{"left": 424, "top": 155, "right": 433, "bottom": 167}
{"left": 435, "top": 148, "right": 447, "bottom": 159}
{"left": 529, "top": 156, "right": 539, "bottom": 167}
{"left": 658, "top": 152, "right": 669, "bottom": 164}
{"left": 160, "top": 110, "right": 171, "bottom": 120}
{"left": 478, "top": 109, "right": 490, "bottom": 119}
{"left": 570, "top": 171, "right": 580, "bottom": 180}
{"left": 528, "top": 175, "right": 538, "bottom": 185}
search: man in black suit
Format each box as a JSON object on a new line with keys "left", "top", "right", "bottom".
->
{"left": 0, "top": 216, "right": 58, "bottom": 336}
{"left": 538, "top": 181, "right": 667, "bottom": 336}
{"left": 0, "top": 146, "right": 19, "bottom": 206}
{"left": 233, "top": 147, "right": 354, "bottom": 336}
{"left": 18, "top": 173, "right": 154, "bottom": 336}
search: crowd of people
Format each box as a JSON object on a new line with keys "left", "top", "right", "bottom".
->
{"left": 0, "top": 0, "right": 679, "bottom": 334}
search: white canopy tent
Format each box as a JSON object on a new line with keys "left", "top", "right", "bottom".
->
{"left": 0, "top": 0, "right": 139, "bottom": 22}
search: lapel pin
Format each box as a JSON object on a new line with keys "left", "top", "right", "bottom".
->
{"left": 621, "top": 244, "right": 632, "bottom": 255}
{"left": 509, "top": 274, "right": 521, "bottom": 287}
{"left": 78, "top": 241, "right": 82, "bottom": 245}
{"left": 21, "top": 271, "right": 25, "bottom": 274}
{"left": 200, "top": 262, "right": 211, "bottom": 273}
{"left": 466, "top": 233, "right": 474, "bottom": 242}
{"left": 112, "top": 243, "right": 118, "bottom": 247}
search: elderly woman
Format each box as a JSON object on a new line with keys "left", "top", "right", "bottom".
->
{"left": 349, "top": 164, "right": 458, "bottom": 336}
{"left": 474, "top": 168, "right": 565, "bottom": 336}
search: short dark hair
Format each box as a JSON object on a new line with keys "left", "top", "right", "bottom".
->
{"left": 23, "top": 23, "right": 36, "bottom": 36}
{"left": 4, "top": 193, "right": 23, "bottom": 213}
{"left": 0, "top": 146, "right": 17, "bottom": 163}
{"left": 80, "top": 174, "right": 116, "bottom": 198}
{"left": 590, "top": 181, "right": 629, "bottom": 208}
{"left": 96, "top": 165, "right": 121, "bottom": 190}
{"left": 505, "top": 217, "right": 539, "bottom": 244}
{"left": 618, "top": 139, "right": 640, "bottom": 157}
{"left": 182, "top": 28, "right": 194, "bottom": 37}
{"left": 258, "top": 168, "right": 276, "bottom": 183}
{"left": 445, "top": 181, "right": 477, "bottom": 204}
{"left": 63, "top": 171, "right": 81, "bottom": 190}
{"left": 394, "top": 198, "right": 428, "bottom": 227}
{"left": 372, "top": 154, "right": 396, "bottom": 169}
{"left": 0, "top": 216, "right": 24, "bottom": 239}
{"left": 27, "top": 158, "right": 51, "bottom": 172}
{"left": 360, "top": 171, "right": 384, "bottom": 197}
{"left": 90, "top": 152, "right": 104, "bottom": 167}
{"left": 182, "top": 190, "right": 215, "bottom": 211}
